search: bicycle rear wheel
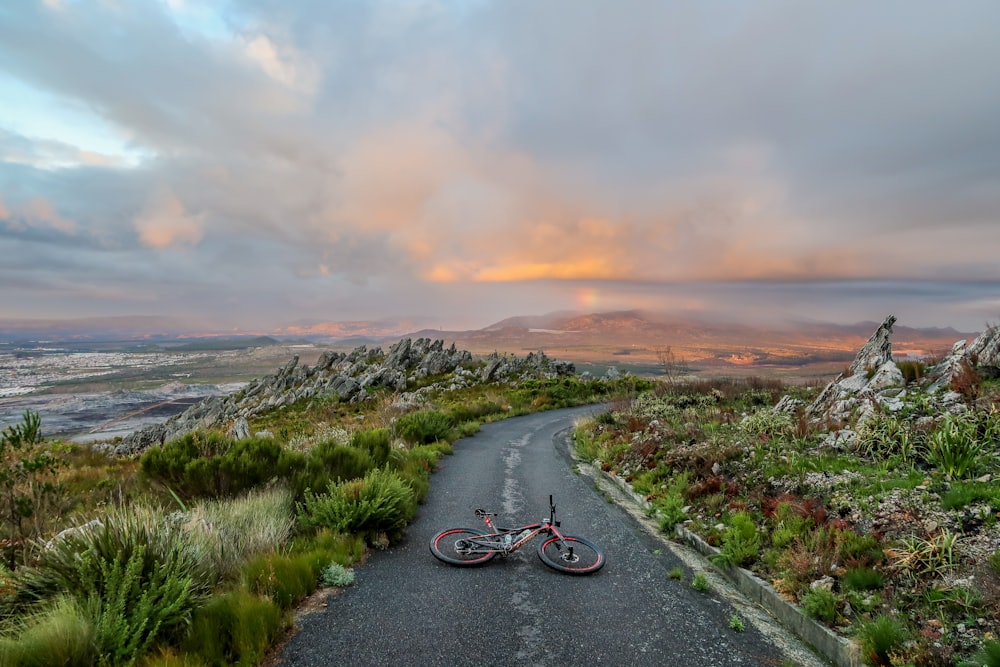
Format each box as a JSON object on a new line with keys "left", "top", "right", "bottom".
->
{"left": 537, "top": 535, "right": 605, "bottom": 574}
{"left": 430, "top": 528, "right": 498, "bottom": 566}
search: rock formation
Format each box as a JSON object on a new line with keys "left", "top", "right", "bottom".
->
{"left": 800, "top": 316, "right": 996, "bottom": 431}
{"left": 805, "top": 315, "right": 905, "bottom": 425}
{"left": 111, "top": 338, "right": 575, "bottom": 456}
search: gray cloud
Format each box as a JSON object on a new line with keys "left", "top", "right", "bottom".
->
{"left": 0, "top": 0, "right": 998, "bottom": 332}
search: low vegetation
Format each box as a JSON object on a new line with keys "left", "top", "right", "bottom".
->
{"left": 7, "top": 331, "right": 998, "bottom": 666}
{"left": 0, "top": 367, "right": 640, "bottom": 666}
{"left": 575, "top": 375, "right": 1000, "bottom": 666}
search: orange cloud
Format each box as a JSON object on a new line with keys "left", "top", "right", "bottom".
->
{"left": 134, "top": 190, "right": 204, "bottom": 249}
{"left": 24, "top": 197, "right": 76, "bottom": 234}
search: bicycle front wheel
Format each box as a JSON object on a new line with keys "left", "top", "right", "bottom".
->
{"left": 537, "top": 535, "right": 605, "bottom": 575}
{"left": 430, "top": 528, "right": 497, "bottom": 567}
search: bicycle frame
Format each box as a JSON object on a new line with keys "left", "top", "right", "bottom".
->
{"left": 466, "top": 495, "right": 577, "bottom": 559}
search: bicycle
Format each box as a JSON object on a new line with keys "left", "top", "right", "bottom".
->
{"left": 429, "top": 495, "right": 605, "bottom": 575}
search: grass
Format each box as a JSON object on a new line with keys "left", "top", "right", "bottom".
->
{"left": 574, "top": 373, "right": 1000, "bottom": 666}
{"left": 691, "top": 572, "right": 710, "bottom": 592}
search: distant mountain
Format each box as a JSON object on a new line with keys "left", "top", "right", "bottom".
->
{"left": 396, "top": 310, "right": 979, "bottom": 376}
{"left": 0, "top": 311, "right": 979, "bottom": 376}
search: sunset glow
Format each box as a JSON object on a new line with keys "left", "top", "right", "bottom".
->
{"left": 1, "top": 1, "right": 998, "bottom": 332}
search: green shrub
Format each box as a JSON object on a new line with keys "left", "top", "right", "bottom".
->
{"left": 856, "top": 412, "right": 922, "bottom": 462}
{"left": 288, "top": 529, "right": 365, "bottom": 567}
{"left": 841, "top": 566, "right": 884, "bottom": 592}
{"left": 141, "top": 433, "right": 302, "bottom": 499}
{"left": 388, "top": 452, "right": 431, "bottom": 503}
{"left": 856, "top": 615, "right": 910, "bottom": 666}
{"left": 927, "top": 412, "right": 984, "bottom": 479}
{"left": 653, "top": 494, "right": 686, "bottom": 534}
{"left": 241, "top": 552, "right": 317, "bottom": 609}
{"left": 839, "top": 530, "right": 884, "bottom": 564}
{"left": 769, "top": 502, "right": 815, "bottom": 549}
{"left": 740, "top": 409, "right": 795, "bottom": 440}
{"left": 396, "top": 411, "right": 454, "bottom": 445}
{"left": 0, "top": 596, "right": 97, "bottom": 667}
{"left": 800, "top": 587, "right": 838, "bottom": 623}
{"left": 139, "top": 431, "right": 231, "bottom": 490}
{"left": 349, "top": 429, "right": 392, "bottom": 466}
{"left": 896, "top": 360, "right": 926, "bottom": 384}
{"left": 18, "top": 505, "right": 215, "bottom": 620}
{"left": 81, "top": 544, "right": 196, "bottom": 666}
{"left": 970, "top": 640, "right": 1000, "bottom": 667}
{"left": 712, "top": 512, "right": 760, "bottom": 567}
{"left": 447, "top": 401, "right": 504, "bottom": 424}
{"left": 181, "top": 589, "right": 286, "bottom": 667}
{"left": 319, "top": 563, "right": 355, "bottom": 588}
{"left": 990, "top": 549, "right": 1000, "bottom": 575}
{"left": 297, "top": 468, "right": 417, "bottom": 543}
{"left": 310, "top": 440, "right": 375, "bottom": 482}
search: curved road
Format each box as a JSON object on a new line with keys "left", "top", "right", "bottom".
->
{"left": 279, "top": 405, "right": 826, "bottom": 666}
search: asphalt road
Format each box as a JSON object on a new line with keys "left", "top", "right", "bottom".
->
{"left": 278, "top": 405, "right": 823, "bottom": 667}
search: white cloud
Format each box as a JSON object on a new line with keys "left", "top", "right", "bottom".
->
{"left": 243, "top": 33, "right": 319, "bottom": 95}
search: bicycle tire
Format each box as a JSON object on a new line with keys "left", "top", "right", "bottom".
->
{"left": 537, "top": 534, "right": 605, "bottom": 574}
{"left": 430, "top": 528, "right": 498, "bottom": 567}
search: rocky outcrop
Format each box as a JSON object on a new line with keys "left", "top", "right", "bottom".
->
{"left": 926, "top": 324, "right": 1000, "bottom": 389}
{"left": 113, "top": 338, "right": 575, "bottom": 456}
{"left": 805, "top": 316, "right": 905, "bottom": 425}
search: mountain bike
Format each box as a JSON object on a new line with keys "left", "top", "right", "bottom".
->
{"left": 429, "top": 495, "right": 605, "bottom": 575}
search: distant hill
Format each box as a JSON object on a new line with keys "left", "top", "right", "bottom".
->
{"left": 0, "top": 311, "right": 978, "bottom": 380}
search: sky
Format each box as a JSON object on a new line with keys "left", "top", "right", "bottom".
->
{"left": 1, "top": 0, "right": 999, "bottom": 334}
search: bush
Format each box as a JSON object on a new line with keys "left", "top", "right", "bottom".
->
{"left": 447, "top": 401, "right": 504, "bottom": 424}
{"left": 309, "top": 440, "right": 375, "bottom": 482}
{"left": 14, "top": 506, "right": 215, "bottom": 666}
{"left": 856, "top": 615, "right": 910, "bottom": 666}
{"left": 989, "top": 549, "right": 1000, "bottom": 576}
{"left": 0, "top": 596, "right": 96, "bottom": 667}
{"left": 800, "top": 587, "right": 837, "bottom": 623}
{"left": 927, "top": 412, "right": 984, "bottom": 479}
{"left": 82, "top": 544, "right": 196, "bottom": 666}
{"left": 18, "top": 505, "right": 215, "bottom": 614}
{"left": 241, "top": 553, "right": 317, "bottom": 610}
{"left": 319, "top": 563, "right": 355, "bottom": 588}
{"left": 841, "top": 566, "right": 884, "bottom": 592}
{"left": 349, "top": 429, "right": 392, "bottom": 466}
{"left": 141, "top": 433, "right": 302, "bottom": 499}
{"left": 712, "top": 512, "right": 760, "bottom": 567}
{"left": 396, "top": 411, "right": 454, "bottom": 445}
{"left": 739, "top": 409, "right": 795, "bottom": 440}
{"left": 297, "top": 468, "right": 418, "bottom": 544}
{"left": 181, "top": 589, "right": 286, "bottom": 667}
{"left": 288, "top": 529, "right": 365, "bottom": 567}
{"left": 855, "top": 412, "right": 923, "bottom": 462}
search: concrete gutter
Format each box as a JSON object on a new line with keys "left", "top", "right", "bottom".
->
{"left": 565, "top": 434, "right": 865, "bottom": 667}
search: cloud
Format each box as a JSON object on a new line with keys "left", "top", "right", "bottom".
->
{"left": 243, "top": 33, "right": 319, "bottom": 95}
{"left": 0, "top": 0, "right": 998, "bottom": 331}
{"left": 133, "top": 190, "right": 204, "bottom": 249}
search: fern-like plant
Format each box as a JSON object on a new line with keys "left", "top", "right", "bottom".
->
{"left": 297, "top": 468, "right": 417, "bottom": 543}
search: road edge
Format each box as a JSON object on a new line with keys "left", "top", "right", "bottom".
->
{"left": 556, "top": 426, "right": 864, "bottom": 667}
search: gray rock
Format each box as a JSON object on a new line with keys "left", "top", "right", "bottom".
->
{"left": 112, "top": 339, "right": 578, "bottom": 456}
